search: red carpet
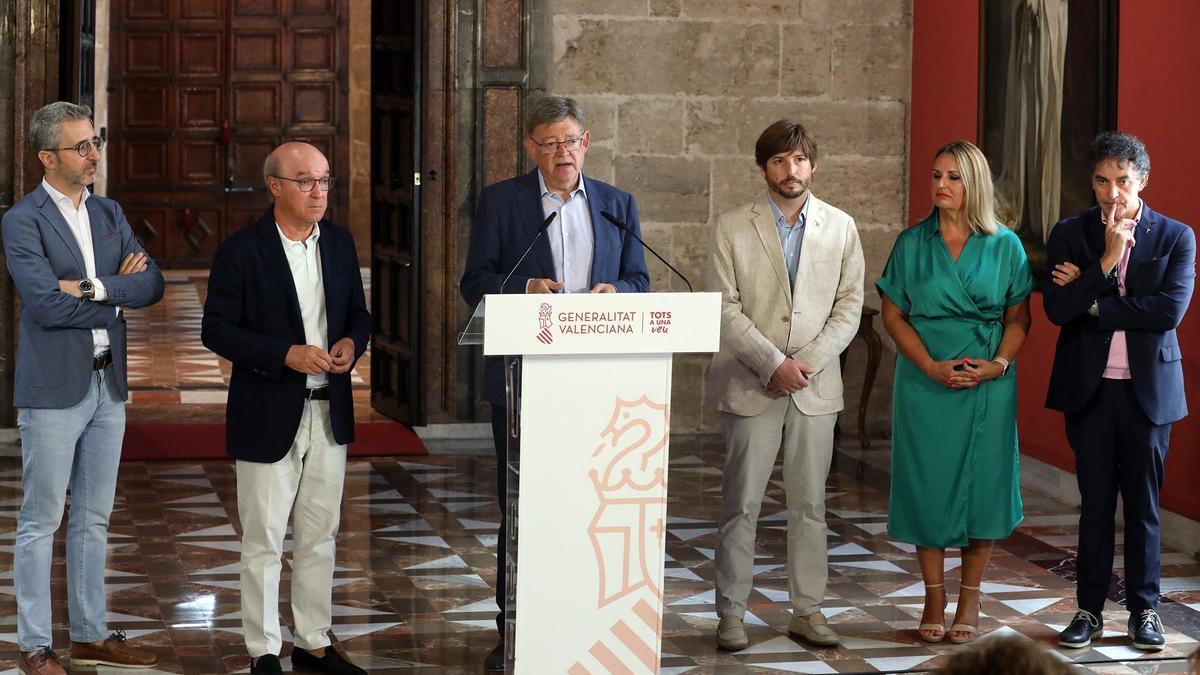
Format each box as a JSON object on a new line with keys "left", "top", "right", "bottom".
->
{"left": 122, "top": 422, "right": 428, "bottom": 460}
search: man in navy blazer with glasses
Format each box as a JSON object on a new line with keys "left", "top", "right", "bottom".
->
{"left": 1045, "top": 131, "right": 1195, "bottom": 653}
{"left": 460, "top": 95, "right": 649, "bottom": 672}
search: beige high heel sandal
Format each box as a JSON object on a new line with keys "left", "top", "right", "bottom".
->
{"left": 918, "top": 583, "right": 947, "bottom": 643}
{"left": 949, "top": 584, "right": 981, "bottom": 644}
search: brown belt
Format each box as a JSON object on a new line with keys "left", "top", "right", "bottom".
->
{"left": 92, "top": 351, "right": 112, "bottom": 370}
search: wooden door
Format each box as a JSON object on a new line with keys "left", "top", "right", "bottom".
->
{"left": 108, "top": 0, "right": 348, "bottom": 268}
{"left": 369, "top": 0, "right": 421, "bottom": 423}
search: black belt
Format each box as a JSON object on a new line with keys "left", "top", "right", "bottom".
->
{"left": 304, "top": 387, "right": 330, "bottom": 400}
{"left": 92, "top": 351, "right": 112, "bottom": 370}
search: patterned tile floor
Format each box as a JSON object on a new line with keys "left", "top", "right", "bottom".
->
{"left": 124, "top": 270, "right": 387, "bottom": 424}
{"left": 0, "top": 436, "right": 1197, "bottom": 673}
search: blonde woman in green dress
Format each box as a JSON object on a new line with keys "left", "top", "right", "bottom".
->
{"left": 876, "top": 141, "right": 1034, "bottom": 644}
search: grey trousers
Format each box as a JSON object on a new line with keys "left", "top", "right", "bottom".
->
{"left": 715, "top": 396, "right": 836, "bottom": 619}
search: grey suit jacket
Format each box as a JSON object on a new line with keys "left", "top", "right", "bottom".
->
{"left": 706, "top": 195, "right": 865, "bottom": 417}
{"left": 2, "top": 184, "right": 165, "bottom": 408}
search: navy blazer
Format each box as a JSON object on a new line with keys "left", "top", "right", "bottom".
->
{"left": 460, "top": 169, "right": 650, "bottom": 405}
{"left": 2, "top": 185, "right": 164, "bottom": 408}
{"left": 201, "top": 209, "right": 371, "bottom": 462}
{"left": 1044, "top": 203, "right": 1196, "bottom": 425}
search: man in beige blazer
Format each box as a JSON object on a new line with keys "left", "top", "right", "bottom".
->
{"left": 707, "top": 120, "right": 864, "bottom": 650}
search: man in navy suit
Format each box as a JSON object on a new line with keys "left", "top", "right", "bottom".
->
{"left": 1045, "top": 131, "right": 1195, "bottom": 652}
{"left": 3, "top": 101, "right": 163, "bottom": 674}
{"left": 202, "top": 142, "right": 370, "bottom": 675}
{"left": 460, "top": 96, "right": 649, "bottom": 671}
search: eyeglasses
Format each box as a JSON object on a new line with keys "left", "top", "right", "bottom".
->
{"left": 52, "top": 137, "right": 105, "bottom": 157}
{"left": 270, "top": 175, "right": 334, "bottom": 192}
{"left": 528, "top": 135, "right": 586, "bottom": 154}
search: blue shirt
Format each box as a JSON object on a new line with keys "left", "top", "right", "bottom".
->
{"left": 767, "top": 193, "right": 809, "bottom": 288}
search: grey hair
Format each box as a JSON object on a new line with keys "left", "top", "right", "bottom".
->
{"left": 263, "top": 152, "right": 280, "bottom": 185}
{"left": 525, "top": 96, "right": 585, "bottom": 135}
{"left": 30, "top": 102, "right": 93, "bottom": 152}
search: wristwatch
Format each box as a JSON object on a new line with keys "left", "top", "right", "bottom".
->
{"left": 78, "top": 278, "right": 95, "bottom": 300}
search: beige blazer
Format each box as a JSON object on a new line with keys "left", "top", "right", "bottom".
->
{"left": 706, "top": 195, "right": 865, "bottom": 417}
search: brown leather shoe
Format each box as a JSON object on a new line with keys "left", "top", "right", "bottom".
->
{"left": 69, "top": 630, "right": 157, "bottom": 669}
{"left": 19, "top": 647, "right": 66, "bottom": 675}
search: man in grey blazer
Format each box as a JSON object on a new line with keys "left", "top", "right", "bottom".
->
{"left": 707, "top": 120, "right": 864, "bottom": 650}
{"left": 2, "top": 102, "right": 164, "bottom": 675}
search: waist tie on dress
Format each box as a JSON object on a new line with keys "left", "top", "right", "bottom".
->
{"left": 910, "top": 316, "right": 1003, "bottom": 360}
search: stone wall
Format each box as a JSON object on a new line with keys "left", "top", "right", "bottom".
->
{"left": 545, "top": 0, "right": 912, "bottom": 433}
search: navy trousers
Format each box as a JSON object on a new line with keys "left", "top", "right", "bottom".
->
{"left": 490, "top": 408, "right": 509, "bottom": 633}
{"left": 1065, "top": 378, "right": 1171, "bottom": 616}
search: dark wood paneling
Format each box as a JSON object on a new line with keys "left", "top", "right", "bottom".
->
{"left": 108, "top": 0, "right": 348, "bottom": 267}
{"left": 179, "top": 33, "right": 222, "bottom": 74}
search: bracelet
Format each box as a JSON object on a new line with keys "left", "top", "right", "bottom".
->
{"left": 992, "top": 356, "right": 1010, "bottom": 375}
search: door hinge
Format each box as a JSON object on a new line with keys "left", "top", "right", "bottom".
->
{"left": 413, "top": 172, "right": 422, "bottom": 187}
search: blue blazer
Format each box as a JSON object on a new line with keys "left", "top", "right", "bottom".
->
{"left": 1044, "top": 203, "right": 1196, "bottom": 425}
{"left": 201, "top": 209, "right": 371, "bottom": 463}
{"left": 460, "top": 169, "right": 650, "bottom": 405}
{"left": 2, "top": 185, "right": 164, "bottom": 408}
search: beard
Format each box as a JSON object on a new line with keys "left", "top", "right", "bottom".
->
{"left": 768, "top": 175, "right": 809, "bottom": 200}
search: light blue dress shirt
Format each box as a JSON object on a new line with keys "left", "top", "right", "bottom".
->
{"left": 538, "top": 171, "right": 595, "bottom": 293}
{"left": 767, "top": 193, "right": 809, "bottom": 289}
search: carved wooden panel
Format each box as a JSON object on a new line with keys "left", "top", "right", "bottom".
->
{"left": 123, "top": 87, "right": 170, "bottom": 128}
{"left": 235, "top": 0, "right": 280, "bottom": 17}
{"left": 232, "top": 32, "right": 281, "bottom": 70}
{"left": 179, "top": 33, "right": 222, "bottom": 75}
{"left": 177, "top": 203, "right": 221, "bottom": 257}
{"left": 232, "top": 84, "right": 281, "bottom": 126}
{"left": 231, "top": 139, "right": 276, "bottom": 185}
{"left": 124, "top": 34, "right": 168, "bottom": 74}
{"left": 181, "top": 0, "right": 224, "bottom": 19}
{"left": 179, "top": 142, "right": 221, "bottom": 184}
{"left": 179, "top": 88, "right": 221, "bottom": 127}
{"left": 125, "top": 206, "right": 169, "bottom": 259}
{"left": 292, "top": 83, "right": 335, "bottom": 126}
{"left": 122, "top": 141, "right": 170, "bottom": 183}
{"left": 125, "top": 0, "right": 168, "bottom": 20}
{"left": 294, "top": 0, "right": 335, "bottom": 15}
{"left": 292, "top": 30, "right": 335, "bottom": 71}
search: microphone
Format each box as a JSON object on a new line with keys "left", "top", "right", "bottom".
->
{"left": 601, "top": 210, "right": 693, "bottom": 292}
{"left": 499, "top": 212, "right": 557, "bottom": 293}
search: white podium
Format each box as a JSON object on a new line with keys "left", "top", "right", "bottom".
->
{"left": 477, "top": 292, "right": 719, "bottom": 674}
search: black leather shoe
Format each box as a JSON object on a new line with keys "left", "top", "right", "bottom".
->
{"left": 1128, "top": 609, "right": 1165, "bottom": 651}
{"left": 250, "top": 654, "right": 283, "bottom": 675}
{"left": 1058, "top": 609, "right": 1103, "bottom": 648}
{"left": 292, "top": 647, "right": 367, "bottom": 674}
{"left": 483, "top": 640, "right": 505, "bottom": 672}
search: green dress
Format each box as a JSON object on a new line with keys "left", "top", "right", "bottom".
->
{"left": 875, "top": 214, "right": 1034, "bottom": 548}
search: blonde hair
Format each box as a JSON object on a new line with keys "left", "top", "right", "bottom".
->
{"left": 927, "top": 140, "right": 1001, "bottom": 236}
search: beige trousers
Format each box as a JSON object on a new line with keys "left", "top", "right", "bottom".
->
{"left": 236, "top": 399, "right": 347, "bottom": 657}
{"left": 715, "top": 396, "right": 836, "bottom": 619}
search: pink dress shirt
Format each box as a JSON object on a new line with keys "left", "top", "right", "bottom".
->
{"left": 1101, "top": 203, "right": 1142, "bottom": 380}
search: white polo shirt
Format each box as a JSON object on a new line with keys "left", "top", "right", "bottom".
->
{"left": 276, "top": 222, "right": 329, "bottom": 388}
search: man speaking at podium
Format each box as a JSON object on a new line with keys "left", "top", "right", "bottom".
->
{"left": 460, "top": 95, "right": 649, "bottom": 671}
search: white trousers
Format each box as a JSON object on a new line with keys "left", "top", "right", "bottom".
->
{"left": 236, "top": 399, "right": 347, "bottom": 656}
{"left": 715, "top": 397, "right": 836, "bottom": 619}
